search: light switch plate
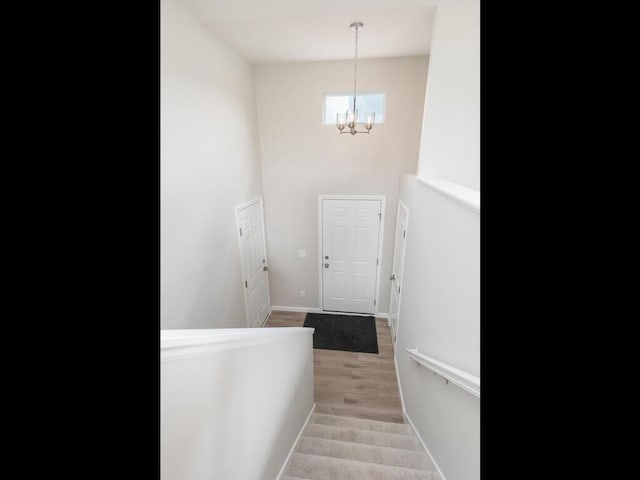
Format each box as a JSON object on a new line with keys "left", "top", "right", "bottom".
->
{"left": 298, "top": 249, "right": 307, "bottom": 258}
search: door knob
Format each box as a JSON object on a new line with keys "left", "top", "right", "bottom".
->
{"left": 324, "top": 263, "right": 329, "bottom": 268}
{"left": 390, "top": 274, "right": 396, "bottom": 280}
{"left": 325, "top": 255, "right": 329, "bottom": 260}
{"left": 263, "top": 266, "right": 269, "bottom": 271}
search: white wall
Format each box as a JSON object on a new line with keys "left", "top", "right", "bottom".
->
{"left": 399, "top": 178, "right": 479, "bottom": 376}
{"left": 395, "top": 1, "right": 480, "bottom": 480}
{"left": 416, "top": 0, "right": 479, "bottom": 190}
{"left": 253, "top": 57, "right": 428, "bottom": 312}
{"left": 161, "top": 0, "right": 264, "bottom": 329}
{"left": 397, "top": 174, "right": 479, "bottom": 480}
{"left": 161, "top": 328, "right": 314, "bottom": 480}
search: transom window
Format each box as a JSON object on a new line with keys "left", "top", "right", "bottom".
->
{"left": 323, "top": 93, "right": 386, "bottom": 125}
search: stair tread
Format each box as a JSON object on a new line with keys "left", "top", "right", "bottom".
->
{"left": 304, "top": 423, "right": 423, "bottom": 451}
{"left": 314, "top": 405, "right": 405, "bottom": 424}
{"left": 311, "top": 413, "right": 411, "bottom": 434}
{"left": 289, "top": 453, "right": 438, "bottom": 480}
{"left": 299, "top": 436, "right": 430, "bottom": 470}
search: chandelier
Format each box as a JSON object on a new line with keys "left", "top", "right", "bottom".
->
{"left": 337, "top": 22, "right": 375, "bottom": 135}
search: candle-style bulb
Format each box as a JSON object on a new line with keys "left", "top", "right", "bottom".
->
{"left": 365, "top": 112, "right": 375, "bottom": 130}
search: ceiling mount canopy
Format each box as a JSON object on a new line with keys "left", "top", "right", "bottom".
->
{"left": 337, "top": 21, "right": 375, "bottom": 135}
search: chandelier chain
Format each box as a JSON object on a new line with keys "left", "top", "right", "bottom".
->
{"left": 353, "top": 24, "right": 358, "bottom": 113}
{"left": 337, "top": 21, "right": 372, "bottom": 135}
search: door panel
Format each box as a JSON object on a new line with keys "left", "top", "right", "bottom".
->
{"left": 388, "top": 200, "right": 409, "bottom": 348}
{"left": 236, "top": 199, "right": 271, "bottom": 327}
{"left": 322, "top": 199, "right": 381, "bottom": 314}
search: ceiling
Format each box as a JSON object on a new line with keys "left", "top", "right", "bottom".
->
{"left": 181, "top": 0, "right": 438, "bottom": 64}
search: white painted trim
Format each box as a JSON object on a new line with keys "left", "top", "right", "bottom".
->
{"left": 317, "top": 194, "right": 386, "bottom": 315}
{"left": 375, "top": 197, "right": 386, "bottom": 316}
{"left": 375, "top": 312, "right": 389, "bottom": 319}
{"left": 395, "top": 338, "right": 445, "bottom": 480}
{"left": 416, "top": 176, "right": 480, "bottom": 213}
{"left": 406, "top": 348, "right": 480, "bottom": 398}
{"left": 394, "top": 346, "right": 406, "bottom": 418}
{"left": 389, "top": 319, "right": 396, "bottom": 343}
{"left": 404, "top": 410, "right": 447, "bottom": 480}
{"left": 275, "top": 403, "right": 316, "bottom": 480}
{"left": 393, "top": 330, "right": 445, "bottom": 479}
{"left": 234, "top": 197, "right": 272, "bottom": 328}
{"left": 259, "top": 309, "right": 272, "bottom": 328}
{"left": 271, "top": 305, "right": 322, "bottom": 313}
{"left": 259, "top": 198, "right": 273, "bottom": 320}
{"left": 160, "top": 327, "right": 314, "bottom": 363}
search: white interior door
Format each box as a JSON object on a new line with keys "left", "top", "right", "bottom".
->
{"left": 388, "top": 200, "right": 409, "bottom": 349}
{"left": 235, "top": 198, "right": 271, "bottom": 328}
{"left": 321, "top": 198, "right": 382, "bottom": 314}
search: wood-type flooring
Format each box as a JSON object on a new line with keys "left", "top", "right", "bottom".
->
{"left": 265, "top": 310, "right": 404, "bottom": 424}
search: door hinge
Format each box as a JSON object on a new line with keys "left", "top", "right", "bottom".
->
{"left": 378, "top": 212, "right": 381, "bottom": 221}
{"left": 376, "top": 258, "right": 379, "bottom": 266}
{"left": 239, "top": 228, "right": 243, "bottom": 237}
{"left": 374, "top": 299, "right": 376, "bottom": 306}
{"left": 244, "top": 280, "right": 247, "bottom": 288}
{"left": 398, "top": 286, "right": 401, "bottom": 293}
{"left": 403, "top": 230, "right": 406, "bottom": 238}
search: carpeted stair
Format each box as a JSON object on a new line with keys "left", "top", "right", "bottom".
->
{"left": 283, "top": 413, "right": 440, "bottom": 480}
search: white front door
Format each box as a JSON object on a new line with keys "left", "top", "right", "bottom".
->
{"left": 321, "top": 198, "right": 383, "bottom": 314}
{"left": 388, "top": 200, "right": 409, "bottom": 349}
{"left": 235, "top": 198, "right": 271, "bottom": 328}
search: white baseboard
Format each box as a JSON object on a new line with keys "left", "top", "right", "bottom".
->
{"left": 394, "top": 350, "right": 406, "bottom": 423}
{"left": 259, "top": 311, "right": 272, "bottom": 328}
{"left": 376, "top": 312, "right": 389, "bottom": 319}
{"left": 271, "top": 305, "right": 322, "bottom": 313}
{"left": 275, "top": 403, "right": 316, "bottom": 480}
{"left": 404, "top": 410, "right": 446, "bottom": 480}
{"left": 395, "top": 348, "right": 447, "bottom": 480}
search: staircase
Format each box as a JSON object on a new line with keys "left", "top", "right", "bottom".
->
{"left": 283, "top": 413, "right": 441, "bottom": 480}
